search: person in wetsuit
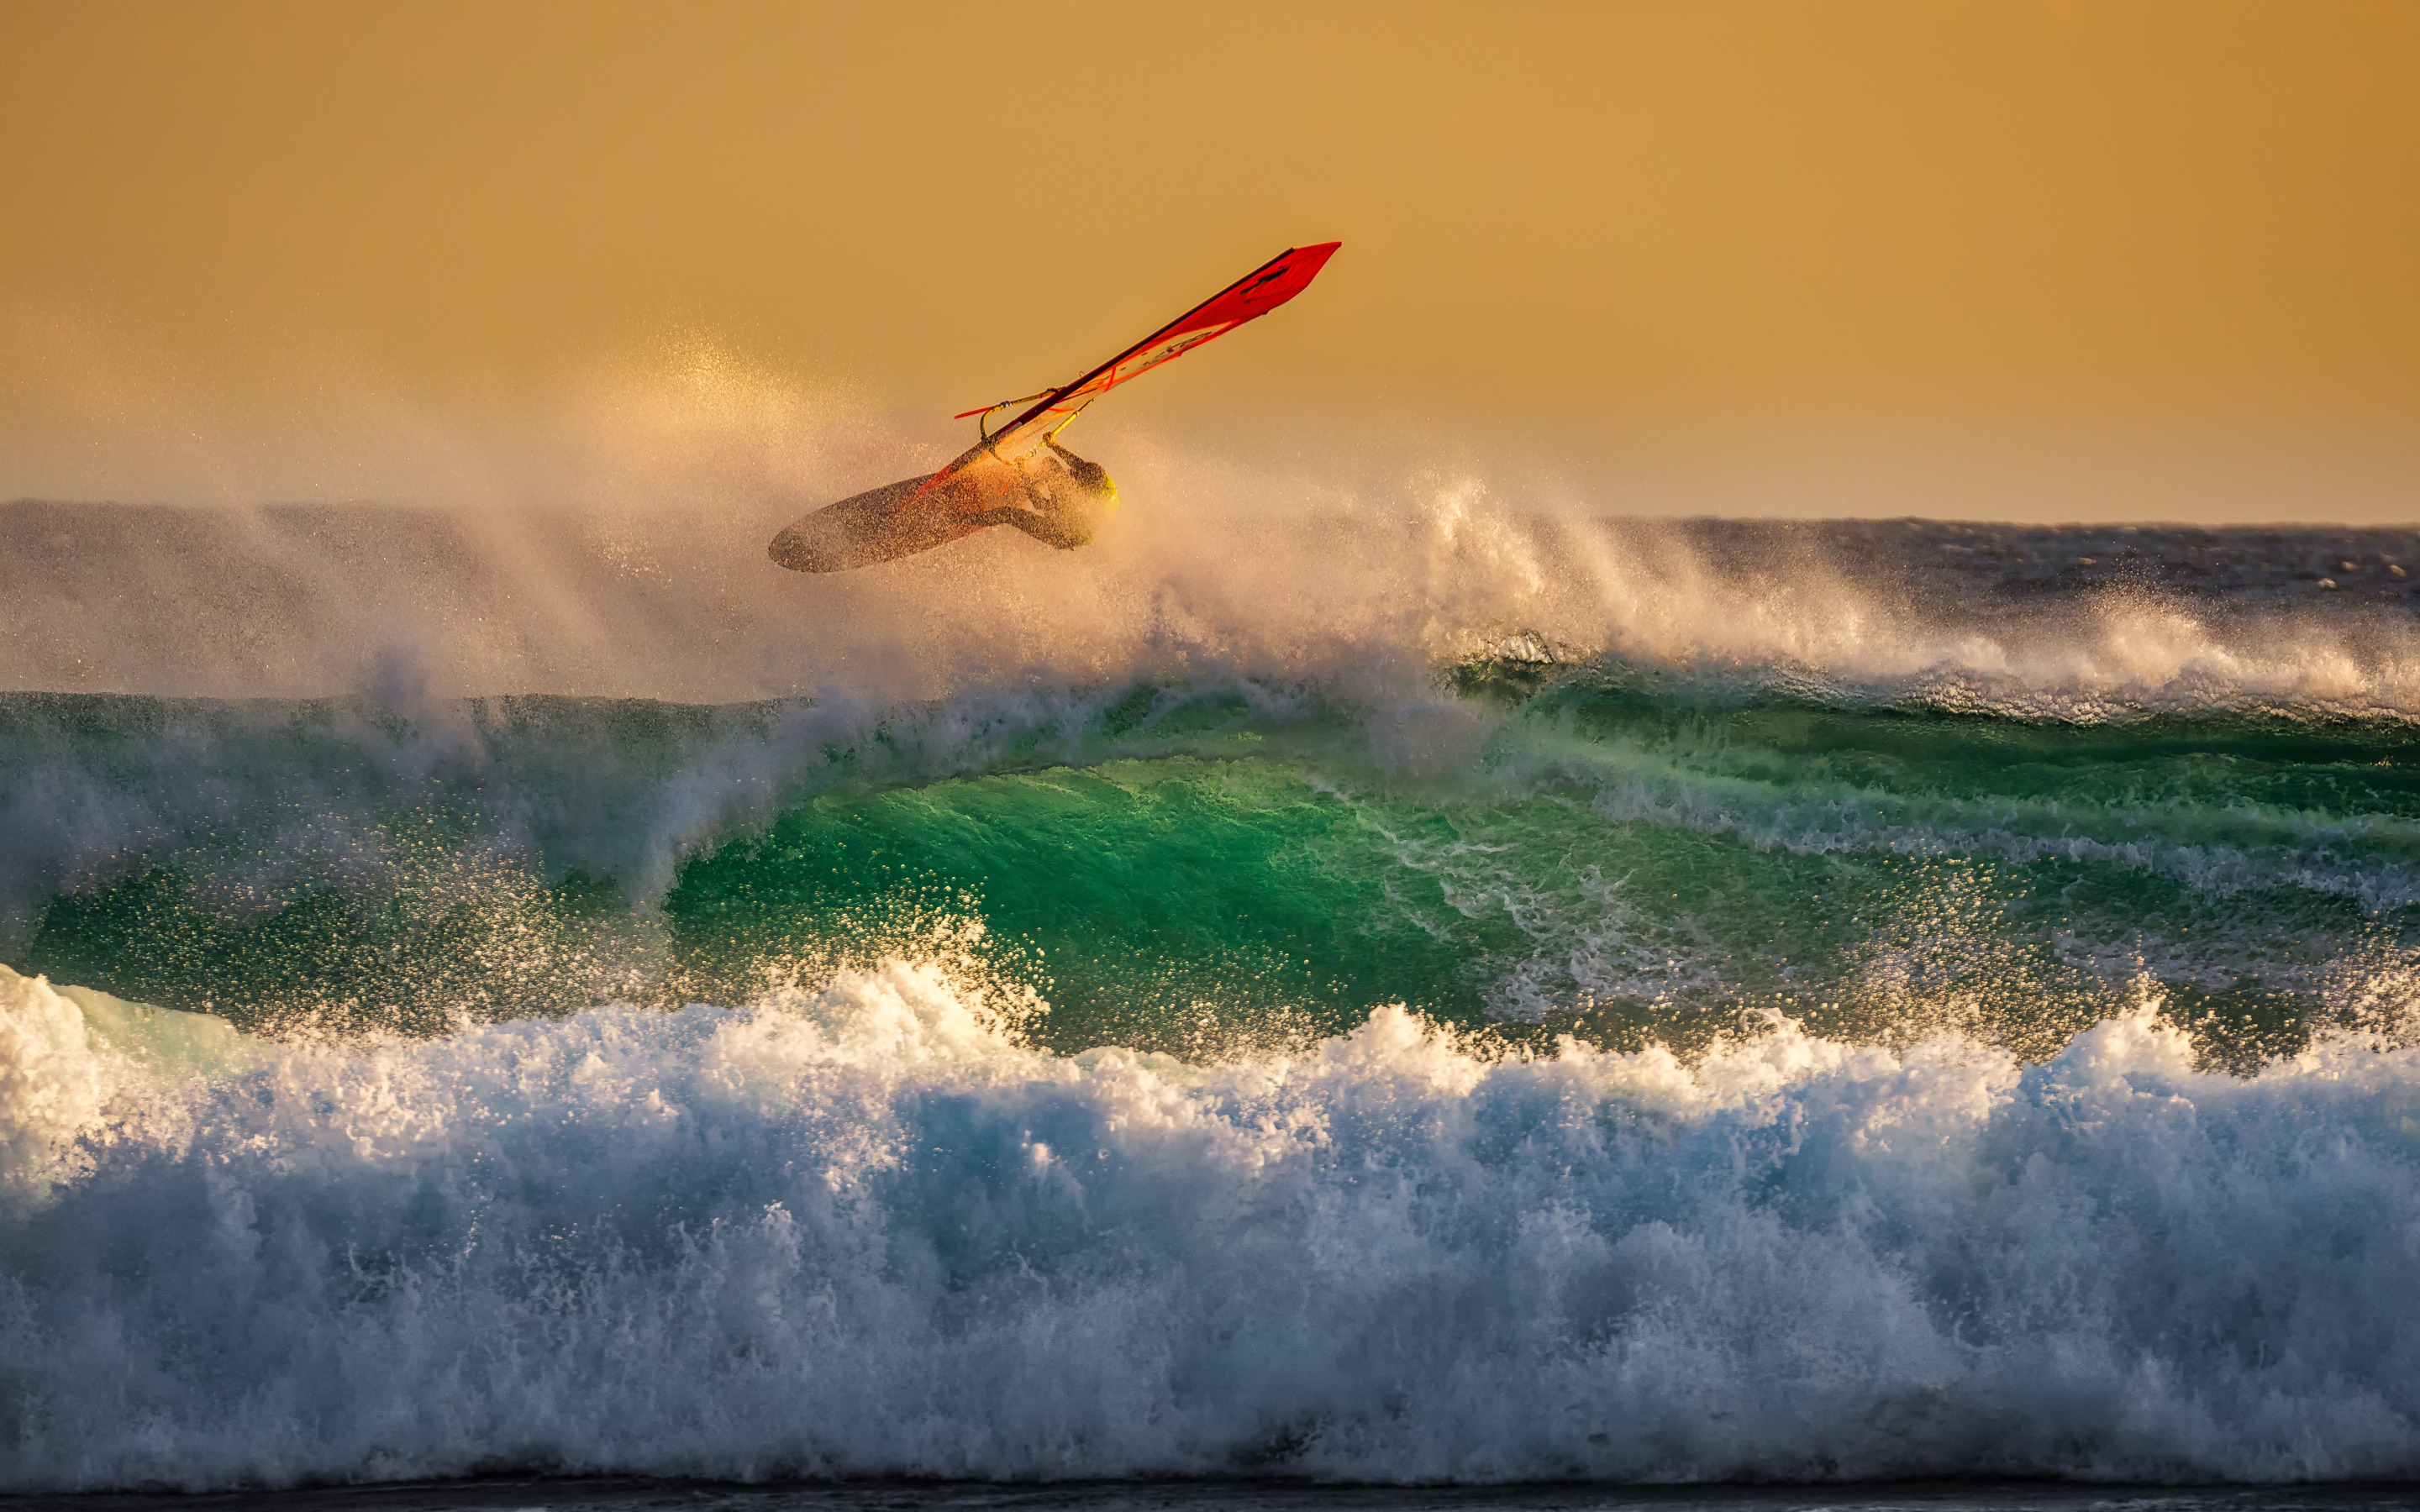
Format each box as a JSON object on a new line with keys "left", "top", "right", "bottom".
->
{"left": 969, "top": 438, "right": 1118, "bottom": 549}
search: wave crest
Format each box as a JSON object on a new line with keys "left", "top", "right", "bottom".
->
{"left": 5, "top": 956, "right": 2418, "bottom": 1489}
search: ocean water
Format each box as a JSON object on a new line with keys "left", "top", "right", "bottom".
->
{"left": 4, "top": 494, "right": 2420, "bottom": 1496}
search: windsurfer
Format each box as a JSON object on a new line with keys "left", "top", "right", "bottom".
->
{"left": 975, "top": 438, "right": 1118, "bottom": 549}
{"left": 768, "top": 240, "right": 1336, "bottom": 574}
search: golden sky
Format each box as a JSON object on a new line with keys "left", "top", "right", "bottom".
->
{"left": 6, "top": 1, "right": 2419, "bottom": 508}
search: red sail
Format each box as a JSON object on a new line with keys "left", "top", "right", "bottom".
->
{"left": 974, "top": 241, "right": 1341, "bottom": 459}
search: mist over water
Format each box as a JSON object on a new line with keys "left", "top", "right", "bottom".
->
{"left": 5, "top": 374, "right": 2420, "bottom": 1492}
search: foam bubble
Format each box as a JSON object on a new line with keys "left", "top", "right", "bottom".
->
{"left": 3, "top": 960, "right": 2417, "bottom": 1490}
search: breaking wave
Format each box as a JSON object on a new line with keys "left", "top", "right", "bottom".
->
{"left": 8, "top": 381, "right": 2420, "bottom": 1491}
{"left": 4, "top": 958, "right": 2418, "bottom": 1490}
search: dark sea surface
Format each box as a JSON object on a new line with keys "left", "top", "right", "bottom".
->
{"left": 5, "top": 1474, "right": 2419, "bottom": 1512}
{"left": 3, "top": 509, "right": 2417, "bottom": 1495}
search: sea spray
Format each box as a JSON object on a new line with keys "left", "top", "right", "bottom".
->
{"left": 3, "top": 958, "right": 2417, "bottom": 1488}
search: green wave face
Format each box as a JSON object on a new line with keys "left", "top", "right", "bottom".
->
{"left": 16, "top": 675, "right": 2420, "bottom": 1068}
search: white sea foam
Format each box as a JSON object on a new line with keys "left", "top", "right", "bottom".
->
{"left": 3, "top": 958, "right": 2417, "bottom": 1490}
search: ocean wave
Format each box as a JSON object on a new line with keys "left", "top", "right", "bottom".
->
{"left": 3, "top": 958, "right": 2417, "bottom": 1490}
{"left": 13, "top": 482, "right": 2420, "bottom": 719}
{"left": 13, "top": 327, "right": 2420, "bottom": 1501}
{"left": 9, "top": 669, "right": 2418, "bottom": 1048}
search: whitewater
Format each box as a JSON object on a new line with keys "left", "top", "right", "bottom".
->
{"left": 3, "top": 382, "right": 2420, "bottom": 1496}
